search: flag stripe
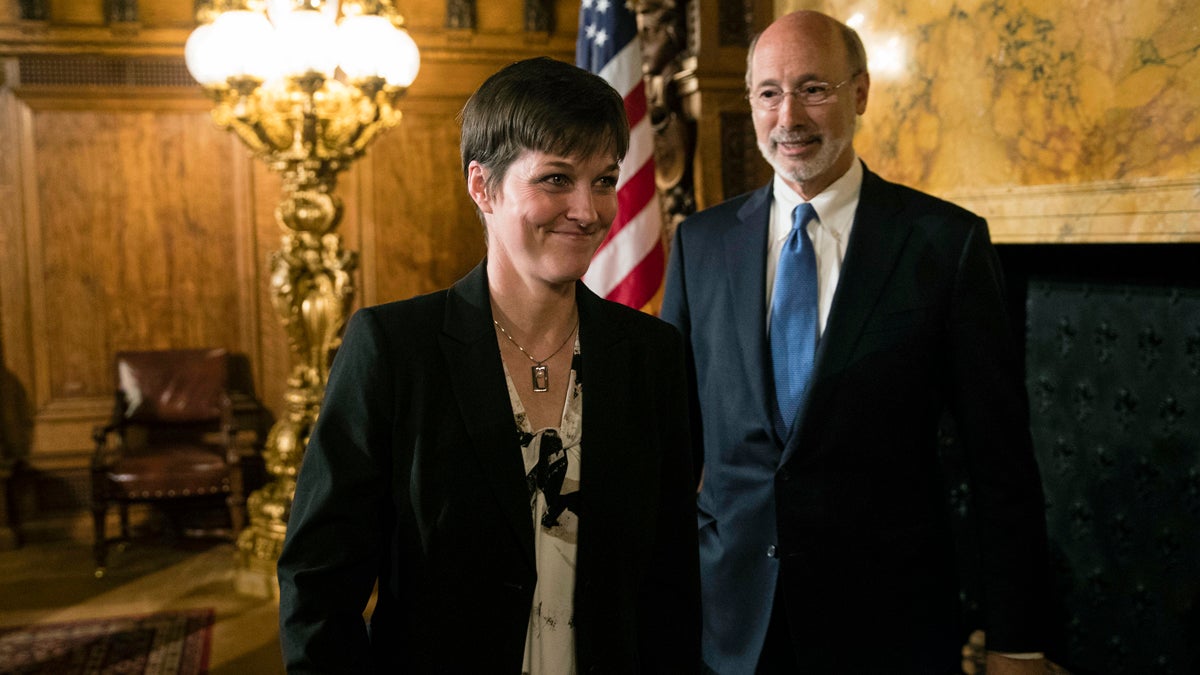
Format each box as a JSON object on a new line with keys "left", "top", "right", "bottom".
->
{"left": 616, "top": 112, "right": 654, "bottom": 192}
{"left": 623, "top": 79, "right": 647, "bottom": 133}
{"left": 600, "top": 42, "right": 646, "bottom": 122}
{"left": 584, "top": 195, "right": 662, "bottom": 298}
{"left": 604, "top": 244, "right": 665, "bottom": 309}
{"left": 601, "top": 158, "right": 657, "bottom": 251}
{"left": 577, "top": 0, "right": 665, "bottom": 310}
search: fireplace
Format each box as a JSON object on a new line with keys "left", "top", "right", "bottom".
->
{"left": 995, "top": 244, "right": 1199, "bottom": 673}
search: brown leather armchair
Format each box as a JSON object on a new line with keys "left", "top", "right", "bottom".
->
{"left": 91, "top": 348, "right": 247, "bottom": 577}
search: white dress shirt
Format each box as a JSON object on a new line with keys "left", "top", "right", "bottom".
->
{"left": 765, "top": 157, "right": 862, "bottom": 334}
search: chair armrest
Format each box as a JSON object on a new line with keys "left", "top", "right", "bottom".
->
{"left": 92, "top": 422, "right": 118, "bottom": 444}
{"left": 91, "top": 422, "right": 122, "bottom": 468}
{"left": 221, "top": 422, "right": 259, "bottom": 465}
{"left": 94, "top": 388, "right": 127, "bottom": 445}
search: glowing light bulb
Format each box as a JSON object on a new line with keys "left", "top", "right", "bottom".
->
{"left": 336, "top": 15, "right": 421, "bottom": 86}
{"left": 186, "top": 10, "right": 278, "bottom": 83}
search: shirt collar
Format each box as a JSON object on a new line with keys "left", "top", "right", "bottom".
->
{"left": 770, "top": 157, "right": 864, "bottom": 243}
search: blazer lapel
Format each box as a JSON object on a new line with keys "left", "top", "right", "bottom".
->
{"left": 573, "top": 284, "right": 630, "bottom": 546}
{"left": 726, "top": 185, "right": 774, "bottom": 431}
{"left": 440, "top": 261, "right": 536, "bottom": 568}
{"left": 818, "top": 167, "right": 912, "bottom": 374}
{"left": 783, "top": 166, "right": 913, "bottom": 463}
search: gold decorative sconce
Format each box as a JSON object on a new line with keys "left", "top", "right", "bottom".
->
{"left": 185, "top": 0, "right": 419, "bottom": 596}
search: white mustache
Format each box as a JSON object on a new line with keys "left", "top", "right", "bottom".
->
{"left": 771, "top": 132, "right": 819, "bottom": 145}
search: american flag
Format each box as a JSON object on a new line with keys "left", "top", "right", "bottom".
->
{"left": 577, "top": 0, "right": 664, "bottom": 310}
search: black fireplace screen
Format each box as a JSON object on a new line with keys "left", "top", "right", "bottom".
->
{"left": 1026, "top": 277, "right": 1199, "bottom": 674}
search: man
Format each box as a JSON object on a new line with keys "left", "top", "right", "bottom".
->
{"left": 661, "top": 10, "right": 1050, "bottom": 674}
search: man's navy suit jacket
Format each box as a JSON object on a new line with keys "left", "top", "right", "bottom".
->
{"left": 661, "top": 164, "right": 1049, "bottom": 674}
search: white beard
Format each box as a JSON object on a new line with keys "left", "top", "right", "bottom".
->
{"left": 759, "top": 115, "right": 858, "bottom": 188}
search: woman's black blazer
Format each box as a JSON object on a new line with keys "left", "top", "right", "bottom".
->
{"left": 278, "top": 260, "right": 701, "bottom": 674}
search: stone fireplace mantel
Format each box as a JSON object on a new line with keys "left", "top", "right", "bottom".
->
{"left": 949, "top": 177, "right": 1200, "bottom": 244}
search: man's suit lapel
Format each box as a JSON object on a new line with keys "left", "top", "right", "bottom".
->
{"left": 783, "top": 166, "right": 913, "bottom": 463}
{"left": 726, "top": 185, "right": 774, "bottom": 428}
{"left": 439, "top": 261, "right": 536, "bottom": 569}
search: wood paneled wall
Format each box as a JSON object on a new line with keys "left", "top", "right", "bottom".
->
{"left": 0, "top": 0, "right": 594, "bottom": 529}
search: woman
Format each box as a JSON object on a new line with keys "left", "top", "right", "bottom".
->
{"left": 277, "top": 57, "right": 700, "bottom": 674}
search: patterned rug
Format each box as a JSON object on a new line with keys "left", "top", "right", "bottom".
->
{"left": 0, "top": 608, "right": 213, "bottom": 675}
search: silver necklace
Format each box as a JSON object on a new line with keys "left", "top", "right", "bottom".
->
{"left": 493, "top": 318, "right": 578, "bottom": 393}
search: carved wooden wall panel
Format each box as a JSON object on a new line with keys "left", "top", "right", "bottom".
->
{"left": 33, "top": 110, "right": 244, "bottom": 395}
{"left": 367, "top": 106, "right": 487, "bottom": 306}
{"left": 716, "top": 109, "right": 771, "bottom": 202}
{"left": 688, "top": 0, "right": 774, "bottom": 208}
{"left": 7, "top": 85, "right": 259, "bottom": 467}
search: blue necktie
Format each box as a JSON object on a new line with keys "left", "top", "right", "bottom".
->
{"left": 770, "top": 203, "right": 819, "bottom": 437}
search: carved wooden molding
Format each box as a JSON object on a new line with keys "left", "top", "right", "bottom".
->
{"left": 16, "top": 54, "right": 194, "bottom": 88}
{"left": 445, "top": 0, "right": 476, "bottom": 30}
{"left": 634, "top": 0, "right": 697, "bottom": 229}
{"left": 717, "top": 0, "right": 755, "bottom": 48}
{"left": 524, "top": 0, "right": 552, "bottom": 34}
{"left": 719, "top": 110, "right": 758, "bottom": 199}
{"left": 19, "top": 0, "right": 49, "bottom": 22}
{"left": 105, "top": 0, "right": 139, "bottom": 24}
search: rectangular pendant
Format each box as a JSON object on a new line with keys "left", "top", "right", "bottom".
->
{"left": 532, "top": 365, "right": 550, "bottom": 392}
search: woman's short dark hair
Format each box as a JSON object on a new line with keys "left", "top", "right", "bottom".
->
{"left": 460, "top": 57, "right": 630, "bottom": 197}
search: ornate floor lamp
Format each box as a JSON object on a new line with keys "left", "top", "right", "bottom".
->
{"left": 184, "top": 0, "right": 419, "bottom": 596}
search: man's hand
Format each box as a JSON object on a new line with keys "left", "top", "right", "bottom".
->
{"left": 986, "top": 652, "right": 1046, "bottom": 675}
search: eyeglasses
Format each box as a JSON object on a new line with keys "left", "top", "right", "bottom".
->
{"left": 746, "top": 74, "right": 860, "bottom": 111}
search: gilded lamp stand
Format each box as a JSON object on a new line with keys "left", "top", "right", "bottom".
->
{"left": 185, "top": 1, "right": 419, "bottom": 596}
{"left": 235, "top": 161, "right": 359, "bottom": 596}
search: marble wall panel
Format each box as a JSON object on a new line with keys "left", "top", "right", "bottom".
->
{"left": 779, "top": 0, "right": 1200, "bottom": 241}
